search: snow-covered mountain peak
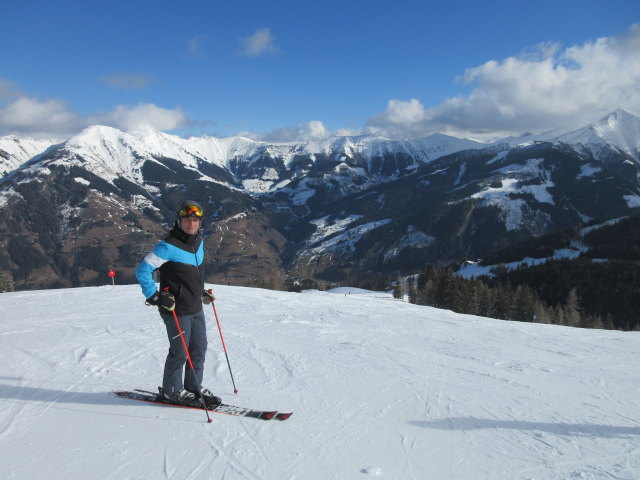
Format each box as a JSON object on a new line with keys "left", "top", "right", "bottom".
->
{"left": 3, "top": 109, "right": 640, "bottom": 192}
{"left": 63, "top": 125, "right": 151, "bottom": 180}
{"left": 0, "top": 135, "right": 61, "bottom": 176}
{"left": 554, "top": 109, "right": 640, "bottom": 160}
{"left": 599, "top": 108, "right": 638, "bottom": 127}
{"left": 413, "top": 133, "right": 485, "bottom": 154}
{"left": 593, "top": 109, "right": 640, "bottom": 153}
{"left": 66, "top": 124, "right": 143, "bottom": 153}
{"left": 64, "top": 126, "right": 236, "bottom": 179}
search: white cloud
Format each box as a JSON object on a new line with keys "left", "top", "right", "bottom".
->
{"left": 0, "top": 97, "right": 82, "bottom": 137}
{"left": 0, "top": 86, "right": 188, "bottom": 138}
{"left": 100, "top": 103, "right": 188, "bottom": 133}
{"left": 384, "top": 98, "right": 426, "bottom": 124}
{"left": 260, "top": 120, "right": 330, "bottom": 142}
{"left": 240, "top": 28, "right": 278, "bottom": 57}
{"left": 367, "top": 24, "right": 640, "bottom": 139}
{"left": 185, "top": 36, "right": 207, "bottom": 59}
{"left": 367, "top": 99, "right": 429, "bottom": 138}
{"left": 100, "top": 73, "right": 154, "bottom": 90}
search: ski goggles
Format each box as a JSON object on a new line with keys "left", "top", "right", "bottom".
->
{"left": 178, "top": 205, "right": 204, "bottom": 218}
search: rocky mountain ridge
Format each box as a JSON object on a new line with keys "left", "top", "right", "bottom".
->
{"left": 1, "top": 109, "right": 639, "bottom": 290}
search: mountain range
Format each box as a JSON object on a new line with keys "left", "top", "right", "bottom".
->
{"left": 1, "top": 109, "right": 639, "bottom": 291}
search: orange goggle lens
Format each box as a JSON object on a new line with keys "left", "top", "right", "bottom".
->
{"left": 179, "top": 205, "right": 203, "bottom": 218}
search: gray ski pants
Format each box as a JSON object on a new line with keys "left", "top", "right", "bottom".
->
{"left": 159, "top": 309, "right": 208, "bottom": 395}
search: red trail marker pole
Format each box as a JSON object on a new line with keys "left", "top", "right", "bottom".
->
{"left": 107, "top": 269, "right": 117, "bottom": 286}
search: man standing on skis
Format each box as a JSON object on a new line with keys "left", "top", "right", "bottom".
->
{"left": 135, "top": 200, "right": 220, "bottom": 407}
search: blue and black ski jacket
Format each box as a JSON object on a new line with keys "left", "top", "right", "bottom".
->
{"left": 136, "top": 227, "right": 205, "bottom": 315}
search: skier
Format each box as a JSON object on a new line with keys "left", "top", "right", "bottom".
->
{"left": 135, "top": 200, "right": 220, "bottom": 407}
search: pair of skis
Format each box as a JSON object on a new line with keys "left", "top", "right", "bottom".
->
{"left": 121, "top": 294, "right": 292, "bottom": 422}
{"left": 114, "top": 389, "right": 292, "bottom": 421}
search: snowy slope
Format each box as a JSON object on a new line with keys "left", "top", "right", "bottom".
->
{"left": 1, "top": 127, "right": 485, "bottom": 186}
{"left": 3, "top": 110, "right": 639, "bottom": 200}
{"left": 63, "top": 126, "right": 242, "bottom": 183}
{"left": 0, "top": 135, "right": 59, "bottom": 176}
{"left": 491, "top": 109, "right": 640, "bottom": 158}
{"left": 1, "top": 285, "right": 639, "bottom": 479}
{"left": 553, "top": 109, "right": 640, "bottom": 161}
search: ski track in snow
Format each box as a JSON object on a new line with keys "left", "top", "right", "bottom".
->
{"left": 1, "top": 284, "right": 640, "bottom": 479}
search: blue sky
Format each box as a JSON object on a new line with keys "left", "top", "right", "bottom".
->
{"left": 1, "top": 0, "right": 639, "bottom": 140}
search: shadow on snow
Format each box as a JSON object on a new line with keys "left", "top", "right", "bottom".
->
{"left": 410, "top": 417, "right": 640, "bottom": 439}
{"left": 0, "top": 382, "right": 133, "bottom": 407}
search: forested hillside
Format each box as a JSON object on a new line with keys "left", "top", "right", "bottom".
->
{"left": 403, "top": 213, "right": 640, "bottom": 330}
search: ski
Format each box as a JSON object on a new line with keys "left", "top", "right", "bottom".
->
{"left": 114, "top": 389, "right": 292, "bottom": 421}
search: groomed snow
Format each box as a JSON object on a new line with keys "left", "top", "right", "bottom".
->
{"left": 1, "top": 285, "right": 639, "bottom": 479}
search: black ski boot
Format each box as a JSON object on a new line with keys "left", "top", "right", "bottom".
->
{"left": 199, "top": 388, "right": 222, "bottom": 408}
{"left": 158, "top": 387, "right": 200, "bottom": 406}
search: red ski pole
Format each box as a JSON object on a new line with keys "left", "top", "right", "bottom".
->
{"left": 165, "top": 288, "right": 212, "bottom": 423}
{"left": 207, "top": 289, "right": 238, "bottom": 394}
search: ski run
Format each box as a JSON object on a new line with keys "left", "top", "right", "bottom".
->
{"left": 1, "top": 284, "right": 639, "bottom": 479}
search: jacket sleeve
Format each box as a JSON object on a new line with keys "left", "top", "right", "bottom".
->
{"left": 135, "top": 241, "right": 170, "bottom": 299}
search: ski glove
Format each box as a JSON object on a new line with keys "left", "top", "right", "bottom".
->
{"left": 202, "top": 289, "right": 215, "bottom": 305}
{"left": 146, "top": 290, "right": 176, "bottom": 311}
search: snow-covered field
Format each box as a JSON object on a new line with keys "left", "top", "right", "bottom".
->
{"left": 1, "top": 284, "right": 639, "bottom": 479}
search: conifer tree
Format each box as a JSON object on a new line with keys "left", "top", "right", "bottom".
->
{"left": 0, "top": 270, "right": 15, "bottom": 292}
{"left": 564, "top": 288, "right": 581, "bottom": 327}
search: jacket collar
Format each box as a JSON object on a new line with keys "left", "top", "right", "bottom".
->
{"left": 168, "top": 225, "right": 199, "bottom": 246}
